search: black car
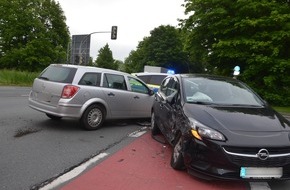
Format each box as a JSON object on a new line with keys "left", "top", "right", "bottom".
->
{"left": 151, "top": 74, "right": 290, "bottom": 181}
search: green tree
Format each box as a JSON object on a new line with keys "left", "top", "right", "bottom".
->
{"left": 124, "top": 25, "right": 189, "bottom": 74}
{"left": 115, "top": 60, "right": 125, "bottom": 71}
{"left": 0, "top": 0, "right": 70, "bottom": 71}
{"left": 124, "top": 49, "right": 147, "bottom": 74}
{"left": 95, "top": 44, "right": 118, "bottom": 70}
{"left": 181, "top": 0, "right": 290, "bottom": 105}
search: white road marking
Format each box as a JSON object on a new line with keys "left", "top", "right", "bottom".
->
{"left": 39, "top": 129, "right": 146, "bottom": 189}
{"left": 39, "top": 152, "right": 108, "bottom": 190}
{"left": 250, "top": 182, "right": 271, "bottom": 190}
{"left": 128, "top": 130, "right": 147, "bottom": 137}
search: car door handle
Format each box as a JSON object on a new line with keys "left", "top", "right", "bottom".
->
{"left": 108, "top": 92, "right": 115, "bottom": 96}
{"left": 134, "top": 96, "right": 140, "bottom": 99}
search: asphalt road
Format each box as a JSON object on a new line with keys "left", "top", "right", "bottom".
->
{"left": 0, "top": 86, "right": 149, "bottom": 190}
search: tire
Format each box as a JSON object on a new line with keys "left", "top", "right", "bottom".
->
{"left": 151, "top": 111, "right": 160, "bottom": 136}
{"left": 81, "top": 104, "right": 105, "bottom": 130}
{"left": 46, "top": 113, "right": 62, "bottom": 120}
{"left": 170, "top": 134, "right": 185, "bottom": 170}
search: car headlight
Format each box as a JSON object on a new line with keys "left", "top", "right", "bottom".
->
{"left": 189, "top": 118, "right": 226, "bottom": 141}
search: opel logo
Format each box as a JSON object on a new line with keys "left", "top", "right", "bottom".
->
{"left": 257, "top": 149, "right": 269, "bottom": 160}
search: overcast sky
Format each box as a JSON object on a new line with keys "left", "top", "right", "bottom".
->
{"left": 56, "top": 0, "right": 185, "bottom": 61}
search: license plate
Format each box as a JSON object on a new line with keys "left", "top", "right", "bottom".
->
{"left": 240, "top": 167, "right": 282, "bottom": 179}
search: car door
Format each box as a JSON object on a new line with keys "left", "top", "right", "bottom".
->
{"left": 155, "top": 77, "right": 179, "bottom": 140}
{"left": 101, "top": 73, "right": 134, "bottom": 118}
{"left": 161, "top": 77, "right": 179, "bottom": 140}
{"left": 127, "top": 76, "right": 154, "bottom": 118}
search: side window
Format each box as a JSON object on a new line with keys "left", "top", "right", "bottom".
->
{"left": 128, "top": 77, "right": 149, "bottom": 94}
{"left": 160, "top": 77, "right": 179, "bottom": 97}
{"left": 103, "top": 73, "right": 127, "bottom": 90}
{"left": 165, "top": 78, "right": 178, "bottom": 97}
{"left": 160, "top": 77, "right": 171, "bottom": 95}
{"left": 78, "top": 73, "right": 101, "bottom": 86}
{"left": 137, "top": 75, "right": 150, "bottom": 84}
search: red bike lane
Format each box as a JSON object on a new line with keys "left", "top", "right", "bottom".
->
{"left": 61, "top": 132, "right": 248, "bottom": 190}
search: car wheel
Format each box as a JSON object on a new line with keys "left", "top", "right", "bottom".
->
{"left": 81, "top": 104, "right": 105, "bottom": 130}
{"left": 170, "top": 134, "right": 185, "bottom": 170}
{"left": 151, "top": 111, "right": 160, "bottom": 136}
{"left": 46, "top": 113, "right": 62, "bottom": 120}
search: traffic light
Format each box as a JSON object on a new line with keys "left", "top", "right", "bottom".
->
{"left": 111, "top": 26, "right": 118, "bottom": 40}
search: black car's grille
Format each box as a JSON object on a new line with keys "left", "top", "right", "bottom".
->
{"left": 223, "top": 146, "right": 290, "bottom": 167}
{"left": 282, "top": 167, "right": 290, "bottom": 178}
{"left": 224, "top": 146, "right": 290, "bottom": 155}
{"left": 228, "top": 155, "right": 290, "bottom": 167}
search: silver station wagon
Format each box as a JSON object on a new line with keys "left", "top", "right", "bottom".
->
{"left": 29, "top": 64, "right": 154, "bottom": 130}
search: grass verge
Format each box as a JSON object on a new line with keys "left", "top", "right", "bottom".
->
{"left": 273, "top": 107, "right": 290, "bottom": 114}
{"left": 0, "top": 69, "right": 39, "bottom": 86}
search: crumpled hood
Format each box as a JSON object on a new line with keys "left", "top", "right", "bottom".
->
{"left": 183, "top": 103, "right": 290, "bottom": 133}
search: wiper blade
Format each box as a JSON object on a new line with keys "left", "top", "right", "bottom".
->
{"left": 190, "top": 101, "right": 214, "bottom": 105}
{"left": 38, "top": 76, "right": 49, "bottom": 81}
{"left": 228, "top": 104, "right": 263, "bottom": 107}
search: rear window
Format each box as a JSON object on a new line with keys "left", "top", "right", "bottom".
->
{"left": 137, "top": 75, "right": 150, "bottom": 83}
{"left": 150, "top": 75, "right": 167, "bottom": 85}
{"left": 38, "top": 65, "right": 77, "bottom": 83}
{"left": 137, "top": 74, "right": 167, "bottom": 86}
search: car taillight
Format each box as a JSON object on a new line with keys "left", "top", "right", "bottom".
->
{"left": 61, "top": 85, "right": 80, "bottom": 99}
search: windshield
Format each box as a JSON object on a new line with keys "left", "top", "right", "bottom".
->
{"left": 182, "top": 77, "right": 264, "bottom": 106}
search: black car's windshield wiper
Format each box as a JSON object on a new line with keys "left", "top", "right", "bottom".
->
{"left": 226, "top": 104, "right": 263, "bottom": 107}
{"left": 189, "top": 101, "right": 215, "bottom": 105}
{"left": 38, "top": 76, "right": 49, "bottom": 81}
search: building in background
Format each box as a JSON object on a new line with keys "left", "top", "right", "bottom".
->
{"left": 69, "top": 35, "right": 91, "bottom": 65}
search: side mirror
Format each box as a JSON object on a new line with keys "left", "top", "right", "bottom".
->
{"left": 149, "top": 89, "right": 155, "bottom": 96}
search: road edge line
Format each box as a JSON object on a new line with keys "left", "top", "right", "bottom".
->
{"left": 39, "top": 153, "right": 108, "bottom": 190}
